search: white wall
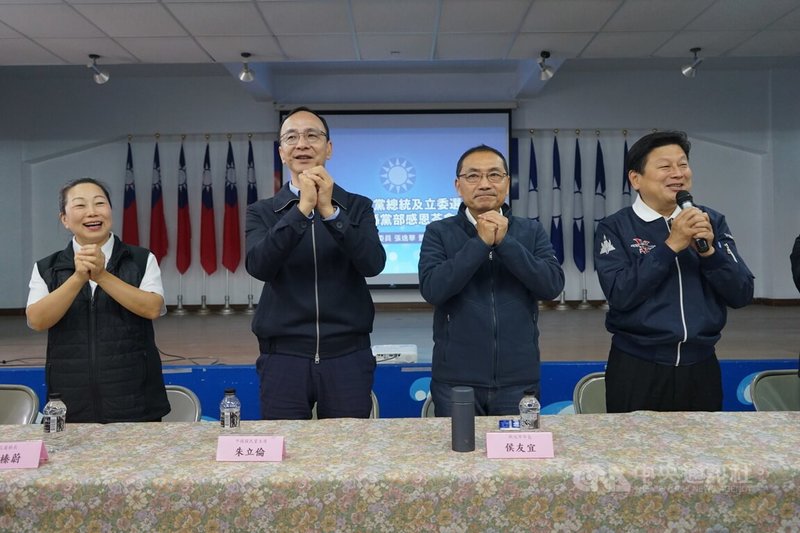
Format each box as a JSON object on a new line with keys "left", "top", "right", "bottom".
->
{"left": 1, "top": 65, "right": 798, "bottom": 308}
{"left": 768, "top": 68, "right": 800, "bottom": 298}
{"left": 0, "top": 141, "right": 26, "bottom": 307}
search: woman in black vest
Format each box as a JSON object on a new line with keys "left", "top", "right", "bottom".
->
{"left": 26, "top": 178, "right": 170, "bottom": 422}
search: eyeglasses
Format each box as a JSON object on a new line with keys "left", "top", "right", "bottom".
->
{"left": 457, "top": 171, "right": 508, "bottom": 184}
{"left": 280, "top": 129, "right": 328, "bottom": 146}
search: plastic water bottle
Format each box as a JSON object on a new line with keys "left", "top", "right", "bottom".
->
{"left": 43, "top": 393, "right": 67, "bottom": 448}
{"left": 219, "top": 388, "right": 241, "bottom": 430}
{"left": 519, "top": 389, "right": 540, "bottom": 430}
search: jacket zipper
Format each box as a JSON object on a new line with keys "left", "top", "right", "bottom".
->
{"left": 667, "top": 219, "right": 688, "bottom": 366}
{"left": 89, "top": 290, "right": 101, "bottom": 420}
{"left": 724, "top": 242, "right": 738, "bottom": 263}
{"left": 311, "top": 218, "right": 321, "bottom": 364}
{"left": 489, "top": 250, "right": 499, "bottom": 386}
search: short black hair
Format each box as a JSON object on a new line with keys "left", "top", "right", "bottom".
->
{"left": 59, "top": 178, "right": 112, "bottom": 215}
{"left": 456, "top": 145, "right": 509, "bottom": 177}
{"left": 279, "top": 106, "right": 330, "bottom": 141}
{"left": 627, "top": 130, "right": 691, "bottom": 174}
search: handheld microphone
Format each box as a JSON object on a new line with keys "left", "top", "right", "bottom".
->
{"left": 675, "top": 190, "right": 709, "bottom": 253}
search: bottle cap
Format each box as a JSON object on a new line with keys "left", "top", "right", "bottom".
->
{"left": 452, "top": 386, "right": 474, "bottom": 403}
{"left": 48, "top": 392, "right": 62, "bottom": 400}
{"left": 224, "top": 388, "right": 236, "bottom": 395}
{"left": 523, "top": 388, "right": 537, "bottom": 395}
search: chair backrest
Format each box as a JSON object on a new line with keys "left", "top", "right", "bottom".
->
{"left": 312, "top": 391, "right": 380, "bottom": 419}
{"left": 751, "top": 369, "right": 800, "bottom": 411}
{"left": 573, "top": 372, "right": 607, "bottom": 414}
{"left": 370, "top": 391, "right": 380, "bottom": 419}
{"left": 163, "top": 385, "right": 202, "bottom": 422}
{"left": 421, "top": 395, "right": 436, "bottom": 418}
{"left": 0, "top": 384, "right": 40, "bottom": 424}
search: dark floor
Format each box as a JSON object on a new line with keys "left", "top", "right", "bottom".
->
{"left": 2, "top": 304, "right": 798, "bottom": 368}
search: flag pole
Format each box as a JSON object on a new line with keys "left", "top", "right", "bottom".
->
{"left": 198, "top": 272, "right": 210, "bottom": 315}
{"left": 555, "top": 290, "right": 570, "bottom": 311}
{"left": 577, "top": 271, "right": 592, "bottom": 309}
{"left": 172, "top": 273, "right": 188, "bottom": 315}
{"left": 219, "top": 270, "right": 235, "bottom": 315}
{"left": 244, "top": 276, "right": 256, "bottom": 314}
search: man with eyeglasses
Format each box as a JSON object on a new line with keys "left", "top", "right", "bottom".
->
{"left": 245, "top": 106, "right": 386, "bottom": 420}
{"left": 419, "top": 145, "right": 564, "bottom": 416}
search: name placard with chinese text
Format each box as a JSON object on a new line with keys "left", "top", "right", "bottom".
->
{"left": 216, "top": 435, "right": 284, "bottom": 462}
{"left": 0, "top": 440, "right": 48, "bottom": 469}
{"left": 486, "top": 432, "right": 554, "bottom": 459}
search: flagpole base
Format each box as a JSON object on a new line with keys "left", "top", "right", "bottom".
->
{"left": 196, "top": 295, "right": 211, "bottom": 315}
{"left": 577, "top": 289, "right": 593, "bottom": 310}
{"left": 171, "top": 294, "right": 189, "bottom": 316}
{"left": 538, "top": 301, "right": 546, "bottom": 311}
{"left": 218, "top": 295, "right": 236, "bottom": 315}
{"left": 243, "top": 294, "right": 256, "bottom": 315}
{"left": 599, "top": 300, "right": 610, "bottom": 311}
{"left": 554, "top": 291, "right": 571, "bottom": 311}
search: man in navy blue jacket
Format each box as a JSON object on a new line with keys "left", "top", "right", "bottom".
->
{"left": 419, "top": 145, "right": 564, "bottom": 416}
{"left": 246, "top": 107, "right": 386, "bottom": 419}
{"left": 595, "top": 131, "right": 754, "bottom": 412}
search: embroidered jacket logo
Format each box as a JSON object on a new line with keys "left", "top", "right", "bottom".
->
{"left": 630, "top": 238, "right": 656, "bottom": 254}
{"left": 599, "top": 235, "right": 616, "bottom": 255}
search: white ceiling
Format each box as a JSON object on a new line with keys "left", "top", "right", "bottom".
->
{"left": 1, "top": 0, "right": 799, "bottom": 102}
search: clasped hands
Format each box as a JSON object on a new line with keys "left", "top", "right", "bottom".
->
{"left": 73, "top": 245, "right": 107, "bottom": 283}
{"left": 476, "top": 211, "right": 508, "bottom": 247}
{"left": 297, "top": 166, "right": 336, "bottom": 219}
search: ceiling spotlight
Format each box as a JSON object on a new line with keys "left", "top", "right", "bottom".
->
{"left": 681, "top": 47, "right": 704, "bottom": 78}
{"left": 238, "top": 52, "right": 254, "bottom": 83}
{"left": 538, "top": 50, "right": 555, "bottom": 81}
{"left": 87, "top": 54, "right": 109, "bottom": 84}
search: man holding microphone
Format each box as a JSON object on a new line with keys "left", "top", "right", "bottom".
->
{"left": 594, "top": 130, "right": 754, "bottom": 412}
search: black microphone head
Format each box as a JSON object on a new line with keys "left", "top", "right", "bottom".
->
{"left": 675, "top": 190, "right": 693, "bottom": 207}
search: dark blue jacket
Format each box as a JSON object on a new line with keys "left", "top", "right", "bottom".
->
{"left": 245, "top": 182, "right": 386, "bottom": 358}
{"left": 594, "top": 200, "right": 754, "bottom": 366}
{"left": 419, "top": 204, "right": 564, "bottom": 388}
{"left": 37, "top": 237, "right": 170, "bottom": 423}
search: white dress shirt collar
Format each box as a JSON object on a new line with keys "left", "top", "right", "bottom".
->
{"left": 632, "top": 195, "right": 680, "bottom": 222}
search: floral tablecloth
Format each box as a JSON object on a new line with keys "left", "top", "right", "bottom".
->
{"left": 1, "top": 411, "right": 799, "bottom": 532}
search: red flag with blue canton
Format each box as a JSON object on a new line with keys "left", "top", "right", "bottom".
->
{"left": 122, "top": 142, "right": 139, "bottom": 245}
{"left": 200, "top": 143, "right": 217, "bottom": 275}
{"left": 273, "top": 140, "right": 282, "bottom": 194}
{"left": 176, "top": 144, "right": 191, "bottom": 274}
{"left": 222, "top": 141, "right": 241, "bottom": 273}
{"left": 149, "top": 143, "right": 168, "bottom": 263}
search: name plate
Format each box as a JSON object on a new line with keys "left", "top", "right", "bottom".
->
{"left": 216, "top": 435, "right": 284, "bottom": 462}
{"left": 486, "top": 431, "right": 554, "bottom": 459}
{"left": 0, "top": 440, "right": 48, "bottom": 469}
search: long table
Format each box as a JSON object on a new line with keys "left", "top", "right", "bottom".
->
{"left": 1, "top": 411, "right": 799, "bottom": 531}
